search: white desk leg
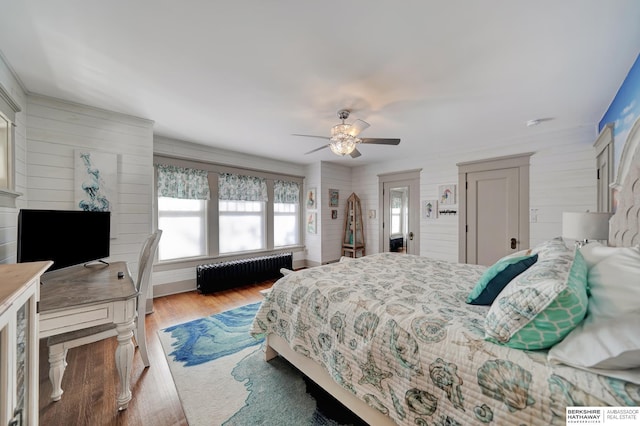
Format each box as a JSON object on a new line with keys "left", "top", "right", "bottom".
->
{"left": 115, "top": 319, "right": 135, "bottom": 411}
{"left": 48, "top": 346, "right": 67, "bottom": 401}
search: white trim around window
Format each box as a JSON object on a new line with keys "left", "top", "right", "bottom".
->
{"left": 153, "top": 154, "right": 304, "bottom": 266}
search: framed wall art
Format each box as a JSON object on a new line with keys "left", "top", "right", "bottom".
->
{"left": 307, "top": 212, "right": 317, "bottom": 234}
{"left": 329, "top": 189, "right": 339, "bottom": 207}
{"left": 438, "top": 184, "right": 457, "bottom": 205}
{"left": 424, "top": 199, "right": 438, "bottom": 219}
{"left": 306, "top": 187, "right": 317, "bottom": 209}
{"left": 74, "top": 150, "right": 119, "bottom": 235}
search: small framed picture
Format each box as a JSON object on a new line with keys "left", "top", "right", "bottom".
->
{"left": 329, "top": 189, "right": 339, "bottom": 207}
{"left": 306, "top": 187, "right": 317, "bottom": 209}
{"left": 424, "top": 200, "right": 438, "bottom": 219}
{"left": 307, "top": 212, "right": 317, "bottom": 234}
{"left": 331, "top": 209, "right": 338, "bottom": 219}
{"left": 438, "top": 184, "right": 457, "bottom": 205}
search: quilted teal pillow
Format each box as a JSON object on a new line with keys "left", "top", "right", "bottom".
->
{"left": 466, "top": 250, "right": 538, "bottom": 305}
{"left": 484, "top": 247, "right": 588, "bottom": 350}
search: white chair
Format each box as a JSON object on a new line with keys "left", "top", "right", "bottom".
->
{"left": 47, "top": 230, "right": 162, "bottom": 401}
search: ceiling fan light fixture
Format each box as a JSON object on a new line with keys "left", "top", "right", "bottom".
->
{"left": 297, "top": 109, "right": 399, "bottom": 157}
{"left": 331, "top": 123, "right": 352, "bottom": 137}
{"left": 329, "top": 132, "right": 359, "bottom": 156}
{"left": 330, "top": 123, "right": 360, "bottom": 155}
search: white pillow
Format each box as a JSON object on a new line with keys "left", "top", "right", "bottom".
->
{"left": 548, "top": 313, "right": 640, "bottom": 384}
{"left": 584, "top": 245, "right": 640, "bottom": 322}
{"left": 548, "top": 244, "right": 640, "bottom": 382}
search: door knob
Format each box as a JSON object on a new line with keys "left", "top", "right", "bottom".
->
{"left": 409, "top": 232, "right": 414, "bottom": 241}
{"left": 510, "top": 238, "right": 517, "bottom": 249}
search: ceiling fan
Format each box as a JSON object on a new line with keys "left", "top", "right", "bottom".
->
{"left": 293, "top": 109, "right": 401, "bottom": 158}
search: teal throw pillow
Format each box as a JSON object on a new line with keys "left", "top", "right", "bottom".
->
{"left": 467, "top": 251, "right": 538, "bottom": 305}
{"left": 485, "top": 248, "right": 589, "bottom": 350}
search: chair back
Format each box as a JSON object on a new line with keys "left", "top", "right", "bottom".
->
{"left": 136, "top": 230, "right": 162, "bottom": 303}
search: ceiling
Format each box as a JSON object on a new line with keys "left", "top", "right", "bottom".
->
{"left": 1, "top": 1, "right": 640, "bottom": 166}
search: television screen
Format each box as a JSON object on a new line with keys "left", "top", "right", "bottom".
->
{"left": 17, "top": 209, "right": 111, "bottom": 271}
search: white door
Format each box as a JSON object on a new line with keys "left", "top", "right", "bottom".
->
{"left": 466, "top": 168, "right": 520, "bottom": 265}
{"left": 381, "top": 176, "right": 420, "bottom": 254}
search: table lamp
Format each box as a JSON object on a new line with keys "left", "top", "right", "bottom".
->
{"left": 562, "top": 212, "right": 612, "bottom": 248}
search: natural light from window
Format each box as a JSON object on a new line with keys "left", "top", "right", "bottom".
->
{"left": 158, "top": 197, "right": 207, "bottom": 260}
{"left": 219, "top": 200, "right": 265, "bottom": 253}
{"left": 274, "top": 202, "right": 299, "bottom": 246}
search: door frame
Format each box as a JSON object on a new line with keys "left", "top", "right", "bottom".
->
{"left": 378, "top": 169, "right": 421, "bottom": 254}
{"left": 593, "top": 123, "right": 614, "bottom": 212}
{"left": 457, "top": 153, "right": 533, "bottom": 263}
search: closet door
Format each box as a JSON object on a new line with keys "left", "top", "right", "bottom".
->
{"left": 458, "top": 153, "right": 532, "bottom": 265}
{"left": 466, "top": 167, "right": 520, "bottom": 266}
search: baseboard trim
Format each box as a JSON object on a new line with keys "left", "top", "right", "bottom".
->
{"left": 153, "top": 279, "right": 196, "bottom": 298}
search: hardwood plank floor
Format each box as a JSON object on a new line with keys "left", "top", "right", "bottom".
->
{"left": 38, "top": 280, "right": 274, "bottom": 426}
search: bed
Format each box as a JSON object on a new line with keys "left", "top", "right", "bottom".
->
{"left": 250, "top": 139, "right": 640, "bottom": 425}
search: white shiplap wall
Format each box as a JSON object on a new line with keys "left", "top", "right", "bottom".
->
{"left": 320, "top": 162, "right": 351, "bottom": 263}
{"left": 25, "top": 95, "right": 154, "bottom": 275}
{"left": 304, "top": 161, "right": 321, "bottom": 266}
{"left": 155, "top": 136, "right": 307, "bottom": 176}
{"left": 153, "top": 136, "right": 309, "bottom": 291}
{"left": 351, "top": 126, "right": 598, "bottom": 262}
{"left": 0, "top": 53, "right": 27, "bottom": 263}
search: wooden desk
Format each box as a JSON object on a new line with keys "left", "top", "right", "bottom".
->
{"left": 39, "top": 261, "right": 137, "bottom": 410}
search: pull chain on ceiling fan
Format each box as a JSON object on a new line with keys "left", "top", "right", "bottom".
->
{"left": 292, "top": 109, "right": 401, "bottom": 158}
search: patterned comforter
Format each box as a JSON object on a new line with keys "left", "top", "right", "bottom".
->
{"left": 249, "top": 253, "right": 639, "bottom": 425}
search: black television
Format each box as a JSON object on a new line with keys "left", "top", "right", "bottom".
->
{"left": 17, "top": 209, "right": 111, "bottom": 271}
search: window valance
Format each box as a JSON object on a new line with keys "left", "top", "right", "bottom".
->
{"left": 156, "top": 164, "right": 210, "bottom": 200}
{"left": 218, "top": 172, "right": 268, "bottom": 202}
{"left": 274, "top": 180, "right": 300, "bottom": 204}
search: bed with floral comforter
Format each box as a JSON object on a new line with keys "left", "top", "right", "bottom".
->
{"left": 249, "top": 252, "right": 639, "bottom": 425}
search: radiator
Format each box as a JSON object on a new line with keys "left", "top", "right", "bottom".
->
{"left": 196, "top": 252, "right": 293, "bottom": 294}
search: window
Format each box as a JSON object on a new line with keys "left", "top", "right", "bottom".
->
{"left": 156, "top": 164, "right": 211, "bottom": 261}
{"left": 274, "top": 202, "right": 299, "bottom": 246}
{"left": 155, "top": 160, "right": 302, "bottom": 261}
{"left": 274, "top": 179, "right": 300, "bottom": 247}
{"left": 157, "top": 197, "right": 207, "bottom": 260}
{"left": 0, "top": 113, "right": 9, "bottom": 189}
{"left": 219, "top": 200, "right": 265, "bottom": 253}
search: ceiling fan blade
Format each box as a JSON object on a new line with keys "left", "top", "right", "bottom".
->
{"left": 360, "top": 138, "right": 401, "bottom": 145}
{"left": 305, "top": 145, "right": 329, "bottom": 155}
{"left": 292, "top": 133, "right": 330, "bottom": 140}
{"left": 348, "top": 119, "right": 370, "bottom": 137}
{"left": 349, "top": 148, "right": 362, "bottom": 158}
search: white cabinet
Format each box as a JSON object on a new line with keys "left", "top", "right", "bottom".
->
{"left": 0, "top": 262, "right": 51, "bottom": 426}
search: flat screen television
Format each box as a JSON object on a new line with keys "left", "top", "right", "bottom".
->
{"left": 17, "top": 209, "right": 111, "bottom": 271}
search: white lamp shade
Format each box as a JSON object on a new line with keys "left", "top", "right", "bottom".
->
{"left": 562, "top": 212, "right": 612, "bottom": 241}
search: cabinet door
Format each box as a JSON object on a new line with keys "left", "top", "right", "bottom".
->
{"left": 0, "top": 280, "right": 38, "bottom": 426}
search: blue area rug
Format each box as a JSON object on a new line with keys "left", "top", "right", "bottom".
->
{"left": 158, "top": 303, "right": 366, "bottom": 426}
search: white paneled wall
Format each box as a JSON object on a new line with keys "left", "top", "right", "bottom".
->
{"left": 352, "top": 126, "right": 598, "bottom": 262}
{"left": 304, "top": 161, "right": 321, "bottom": 266}
{"left": 154, "top": 136, "right": 306, "bottom": 176}
{"left": 320, "top": 162, "right": 351, "bottom": 263}
{"left": 25, "top": 95, "right": 154, "bottom": 275}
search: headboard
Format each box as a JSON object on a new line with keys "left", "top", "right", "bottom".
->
{"left": 609, "top": 126, "right": 640, "bottom": 247}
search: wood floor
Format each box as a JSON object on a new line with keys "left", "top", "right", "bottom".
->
{"left": 38, "top": 280, "right": 274, "bottom": 426}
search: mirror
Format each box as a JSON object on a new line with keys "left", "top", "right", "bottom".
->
{"left": 389, "top": 186, "right": 408, "bottom": 253}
